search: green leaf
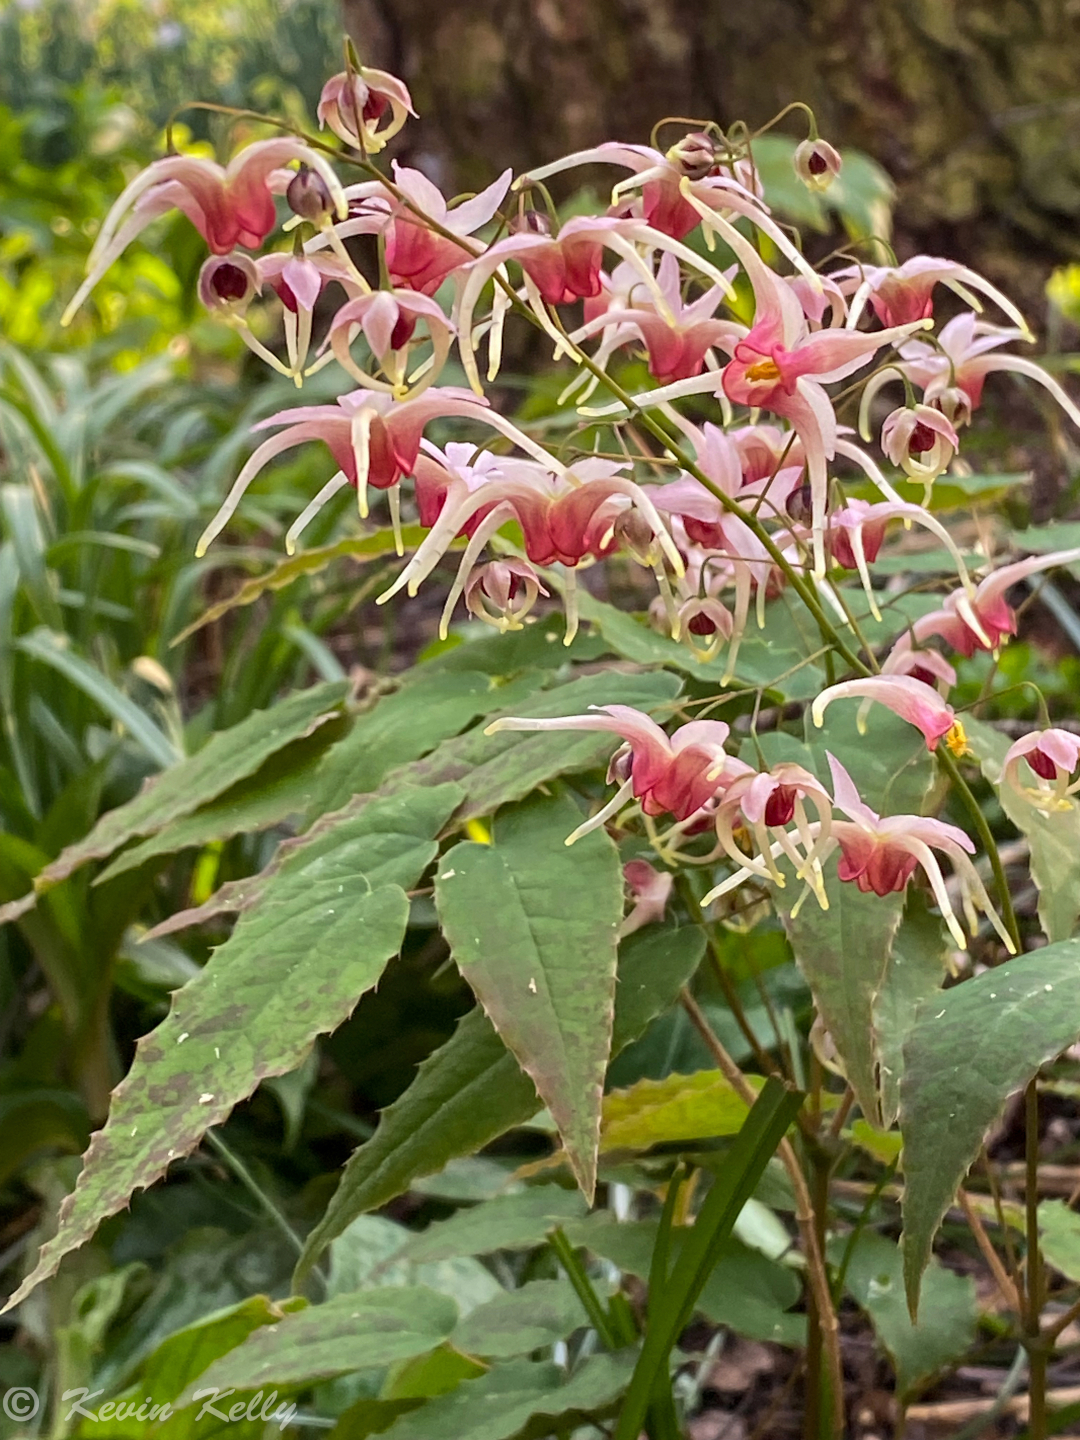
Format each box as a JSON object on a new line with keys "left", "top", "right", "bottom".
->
{"left": 175, "top": 1289, "right": 458, "bottom": 1402}
{"left": 573, "top": 590, "right": 824, "bottom": 700}
{"left": 374, "top": 1355, "right": 637, "bottom": 1440}
{"left": 402, "top": 669, "right": 682, "bottom": 820}
{"left": 172, "top": 528, "right": 431, "bottom": 642}
{"left": 436, "top": 792, "right": 623, "bottom": 1198}
{"left": 293, "top": 922, "right": 703, "bottom": 1289}
{"left": 16, "top": 627, "right": 180, "bottom": 768}
{"left": 304, "top": 669, "right": 520, "bottom": 818}
{"left": 24, "top": 680, "right": 349, "bottom": 894}
{"left": 901, "top": 938, "right": 1080, "bottom": 1311}
{"left": 873, "top": 895, "right": 952, "bottom": 1127}
{"left": 398, "top": 1186, "right": 589, "bottom": 1263}
{"left": 327, "top": 1214, "right": 501, "bottom": 1316}
{"left": 5, "top": 784, "right": 463, "bottom": 1313}
{"left": 563, "top": 1217, "right": 803, "bottom": 1344}
{"left": 96, "top": 725, "right": 342, "bottom": 884}
{"left": 600, "top": 1070, "right": 764, "bottom": 1151}
{"left": 0, "top": 1088, "right": 89, "bottom": 1185}
{"left": 453, "top": 1280, "right": 587, "bottom": 1359}
{"left": 765, "top": 707, "right": 933, "bottom": 1122}
{"left": 75, "top": 1295, "right": 301, "bottom": 1440}
{"left": 1038, "top": 1200, "right": 1080, "bottom": 1283}
{"left": 966, "top": 718, "right": 1080, "bottom": 943}
{"left": 830, "top": 1231, "right": 976, "bottom": 1401}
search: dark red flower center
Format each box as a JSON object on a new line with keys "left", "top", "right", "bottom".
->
{"left": 1029, "top": 746, "right": 1059, "bottom": 780}
{"left": 764, "top": 784, "right": 798, "bottom": 827}
{"left": 908, "top": 421, "right": 938, "bottom": 455}
{"left": 211, "top": 263, "right": 250, "bottom": 302}
{"left": 688, "top": 611, "right": 717, "bottom": 637}
{"left": 807, "top": 150, "right": 828, "bottom": 176}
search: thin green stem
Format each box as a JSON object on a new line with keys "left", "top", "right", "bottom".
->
{"left": 549, "top": 1228, "right": 619, "bottom": 1350}
{"left": 936, "top": 747, "right": 1022, "bottom": 952}
{"left": 204, "top": 1129, "right": 306, "bottom": 1261}
{"left": 1026, "top": 1080, "right": 1048, "bottom": 1440}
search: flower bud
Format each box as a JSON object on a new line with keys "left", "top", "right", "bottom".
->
{"left": 317, "top": 67, "right": 416, "bottom": 154}
{"left": 785, "top": 480, "right": 814, "bottom": 526}
{"left": 933, "top": 386, "right": 974, "bottom": 429}
{"left": 612, "top": 506, "right": 662, "bottom": 564}
{"left": 197, "top": 253, "right": 259, "bottom": 314}
{"left": 665, "top": 131, "right": 717, "bottom": 181}
{"left": 793, "top": 139, "right": 842, "bottom": 193}
{"left": 510, "top": 210, "right": 552, "bottom": 236}
{"left": 287, "top": 165, "right": 335, "bottom": 225}
{"left": 676, "top": 596, "right": 733, "bottom": 660}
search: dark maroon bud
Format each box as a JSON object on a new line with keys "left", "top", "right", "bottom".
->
{"left": 764, "top": 784, "right": 798, "bottom": 827}
{"left": 1029, "top": 746, "right": 1059, "bottom": 780}
{"left": 688, "top": 611, "right": 718, "bottom": 637}
{"left": 908, "top": 422, "right": 938, "bottom": 455}
{"left": 511, "top": 210, "right": 552, "bottom": 236}
{"left": 786, "top": 482, "right": 814, "bottom": 524}
{"left": 389, "top": 313, "right": 418, "bottom": 350}
{"left": 287, "top": 165, "right": 334, "bottom": 223}
{"left": 211, "top": 262, "right": 251, "bottom": 303}
{"left": 667, "top": 132, "right": 718, "bottom": 182}
{"left": 807, "top": 149, "right": 828, "bottom": 176}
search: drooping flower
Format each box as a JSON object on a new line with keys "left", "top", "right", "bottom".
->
{"left": 62, "top": 139, "right": 347, "bottom": 325}
{"left": 567, "top": 250, "right": 740, "bottom": 384}
{"left": 253, "top": 251, "right": 366, "bottom": 381}
{"left": 861, "top": 313, "right": 1080, "bottom": 433}
{"left": 619, "top": 858, "right": 674, "bottom": 936}
{"left": 835, "top": 256, "right": 1031, "bottom": 335}
{"left": 328, "top": 289, "right": 454, "bottom": 398}
{"left": 1003, "top": 729, "right": 1080, "bottom": 811}
{"left": 378, "top": 456, "right": 684, "bottom": 642}
{"left": 811, "top": 675, "right": 962, "bottom": 752}
{"left": 464, "top": 559, "right": 548, "bottom": 632}
{"left": 793, "top": 139, "right": 842, "bottom": 192}
{"left": 484, "top": 706, "right": 732, "bottom": 835}
{"left": 195, "top": 386, "right": 551, "bottom": 557}
{"left": 823, "top": 497, "right": 972, "bottom": 621}
{"left": 319, "top": 164, "right": 512, "bottom": 297}
{"left": 714, "top": 761, "right": 834, "bottom": 893}
{"left": 317, "top": 67, "right": 416, "bottom": 154}
{"left": 879, "top": 404, "right": 959, "bottom": 493}
{"left": 887, "top": 547, "right": 1080, "bottom": 660}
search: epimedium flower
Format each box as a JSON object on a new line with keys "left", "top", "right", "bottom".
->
{"left": 464, "top": 559, "right": 548, "bottom": 632}
{"left": 62, "top": 138, "right": 347, "bottom": 325}
{"left": 811, "top": 674, "right": 964, "bottom": 753}
{"left": 484, "top": 706, "right": 733, "bottom": 837}
{"left": 824, "top": 497, "right": 973, "bottom": 622}
{"left": 836, "top": 255, "right": 1032, "bottom": 335}
{"left": 713, "top": 761, "right": 835, "bottom": 895}
{"left": 566, "top": 250, "right": 740, "bottom": 385}
{"left": 194, "top": 386, "right": 557, "bottom": 558}
{"left": 377, "top": 456, "right": 685, "bottom": 643}
{"left": 619, "top": 858, "right": 674, "bottom": 937}
{"left": 328, "top": 289, "right": 454, "bottom": 398}
{"left": 317, "top": 67, "right": 416, "bottom": 154}
{"left": 1003, "top": 729, "right": 1080, "bottom": 811}
{"left": 879, "top": 404, "right": 959, "bottom": 496}
{"left": 887, "top": 546, "right": 1080, "bottom": 660}
{"left": 793, "top": 138, "right": 842, "bottom": 192}
{"left": 861, "top": 313, "right": 1080, "bottom": 434}
{"left": 321, "top": 164, "right": 513, "bottom": 296}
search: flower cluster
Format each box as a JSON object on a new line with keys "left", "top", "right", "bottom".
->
{"left": 69, "top": 63, "right": 1080, "bottom": 959}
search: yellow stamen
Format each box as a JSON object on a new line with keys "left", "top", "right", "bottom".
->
{"left": 946, "top": 721, "right": 970, "bottom": 758}
{"left": 465, "top": 819, "right": 492, "bottom": 845}
{"left": 746, "top": 358, "right": 781, "bottom": 383}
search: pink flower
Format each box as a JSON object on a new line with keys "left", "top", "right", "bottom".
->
{"left": 811, "top": 675, "right": 960, "bottom": 752}
{"left": 793, "top": 139, "right": 842, "bottom": 192}
{"left": 835, "top": 256, "right": 1031, "bottom": 335}
{"left": 194, "top": 386, "right": 537, "bottom": 557}
{"left": 464, "top": 559, "right": 548, "bottom": 632}
{"left": 889, "top": 547, "right": 1080, "bottom": 659}
{"left": 879, "top": 404, "right": 959, "bottom": 488}
{"left": 862, "top": 313, "right": 1080, "bottom": 433}
{"left": 328, "top": 289, "right": 453, "bottom": 398}
{"left": 484, "top": 706, "right": 732, "bottom": 830}
{"left": 378, "top": 456, "right": 684, "bottom": 642}
{"left": 254, "top": 251, "right": 365, "bottom": 381}
{"left": 317, "top": 67, "right": 416, "bottom": 154}
{"left": 823, "top": 497, "right": 971, "bottom": 621}
{"left": 568, "top": 251, "right": 740, "bottom": 384}
{"left": 1003, "top": 729, "right": 1080, "bottom": 810}
{"left": 619, "top": 859, "right": 674, "bottom": 937}
{"left": 62, "top": 139, "right": 347, "bottom": 324}
{"left": 326, "top": 164, "right": 512, "bottom": 296}
{"left": 714, "top": 761, "right": 834, "bottom": 890}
